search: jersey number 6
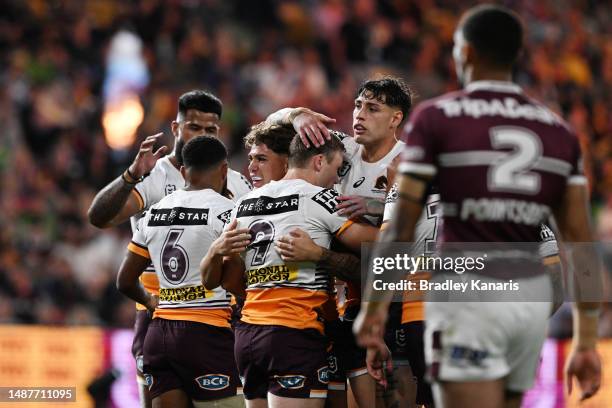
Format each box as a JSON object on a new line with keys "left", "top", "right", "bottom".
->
{"left": 161, "top": 229, "right": 189, "bottom": 284}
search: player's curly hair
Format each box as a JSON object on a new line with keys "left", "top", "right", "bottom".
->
{"left": 244, "top": 122, "right": 294, "bottom": 155}
{"left": 356, "top": 76, "right": 413, "bottom": 122}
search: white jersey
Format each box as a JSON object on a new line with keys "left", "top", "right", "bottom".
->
{"left": 333, "top": 131, "right": 404, "bottom": 225}
{"left": 130, "top": 189, "right": 234, "bottom": 311}
{"left": 133, "top": 156, "right": 252, "bottom": 213}
{"left": 383, "top": 183, "right": 441, "bottom": 256}
{"left": 230, "top": 179, "right": 353, "bottom": 331}
{"left": 129, "top": 155, "right": 251, "bottom": 301}
{"left": 232, "top": 179, "right": 351, "bottom": 291}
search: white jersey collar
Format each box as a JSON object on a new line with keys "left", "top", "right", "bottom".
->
{"left": 465, "top": 80, "right": 522, "bottom": 95}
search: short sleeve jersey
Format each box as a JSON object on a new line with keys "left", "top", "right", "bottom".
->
{"left": 128, "top": 189, "right": 235, "bottom": 326}
{"left": 333, "top": 131, "right": 404, "bottom": 225}
{"left": 230, "top": 179, "right": 353, "bottom": 332}
{"left": 129, "top": 156, "right": 251, "bottom": 309}
{"left": 399, "top": 80, "right": 585, "bottom": 244}
{"left": 383, "top": 183, "right": 441, "bottom": 256}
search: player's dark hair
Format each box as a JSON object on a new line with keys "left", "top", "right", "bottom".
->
{"left": 288, "top": 133, "right": 345, "bottom": 168}
{"left": 356, "top": 76, "right": 413, "bottom": 122}
{"left": 460, "top": 5, "right": 523, "bottom": 68}
{"left": 244, "top": 122, "right": 294, "bottom": 155}
{"left": 182, "top": 135, "right": 227, "bottom": 171}
{"left": 178, "top": 90, "right": 223, "bottom": 118}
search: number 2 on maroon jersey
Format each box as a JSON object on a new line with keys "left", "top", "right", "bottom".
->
{"left": 161, "top": 229, "right": 189, "bottom": 284}
{"left": 488, "top": 126, "right": 542, "bottom": 194}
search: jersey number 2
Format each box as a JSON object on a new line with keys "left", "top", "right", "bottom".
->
{"left": 488, "top": 127, "right": 542, "bottom": 194}
{"left": 248, "top": 220, "right": 275, "bottom": 267}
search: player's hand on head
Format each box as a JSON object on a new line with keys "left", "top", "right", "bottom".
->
{"left": 128, "top": 132, "right": 168, "bottom": 178}
{"left": 366, "top": 343, "right": 393, "bottom": 388}
{"left": 275, "top": 228, "right": 323, "bottom": 262}
{"left": 212, "top": 220, "right": 251, "bottom": 256}
{"left": 566, "top": 347, "right": 602, "bottom": 401}
{"left": 292, "top": 108, "right": 336, "bottom": 148}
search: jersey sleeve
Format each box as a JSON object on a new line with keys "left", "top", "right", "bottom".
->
{"left": 227, "top": 169, "right": 253, "bottom": 201}
{"left": 127, "top": 215, "right": 150, "bottom": 259}
{"left": 337, "top": 131, "right": 360, "bottom": 158}
{"left": 308, "top": 188, "right": 353, "bottom": 236}
{"left": 213, "top": 202, "right": 235, "bottom": 236}
{"left": 539, "top": 223, "right": 560, "bottom": 264}
{"left": 382, "top": 183, "right": 399, "bottom": 225}
{"left": 398, "top": 103, "right": 438, "bottom": 177}
{"left": 333, "top": 130, "right": 359, "bottom": 182}
{"left": 134, "top": 167, "right": 165, "bottom": 211}
{"left": 227, "top": 200, "right": 241, "bottom": 230}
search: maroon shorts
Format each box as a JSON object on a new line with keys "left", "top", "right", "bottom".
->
{"left": 325, "top": 320, "right": 347, "bottom": 391}
{"left": 143, "top": 318, "right": 240, "bottom": 401}
{"left": 132, "top": 310, "right": 152, "bottom": 382}
{"left": 339, "top": 305, "right": 368, "bottom": 378}
{"left": 234, "top": 322, "right": 329, "bottom": 400}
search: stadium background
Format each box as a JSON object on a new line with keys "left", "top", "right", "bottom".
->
{"left": 0, "top": 0, "right": 610, "bottom": 406}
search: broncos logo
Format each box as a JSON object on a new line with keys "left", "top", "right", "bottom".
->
{"left": 385, "top": 183, "right": 398, "bottom": 203}
{"left": 374, "top": 175, "right": 388, "bottom": 191}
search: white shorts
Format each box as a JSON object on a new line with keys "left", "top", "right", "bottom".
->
{"left": 424, "top": 274, "right": 552, "bottom": 392}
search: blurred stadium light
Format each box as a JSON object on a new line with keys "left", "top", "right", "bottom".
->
{"left": 102, "top": 30, "right": 148, "bottom": 151}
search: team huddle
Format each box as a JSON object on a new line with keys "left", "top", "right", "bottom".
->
{"left": 88, "top": 5, "right": 602, "bottom": 408}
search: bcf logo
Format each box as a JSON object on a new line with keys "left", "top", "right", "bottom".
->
{"left": 195, "top": 374, "right": 230, "bottom": 390}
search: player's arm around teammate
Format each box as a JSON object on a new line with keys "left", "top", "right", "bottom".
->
{"left": 275, "top": 228, "right": 362, "bottom": 283}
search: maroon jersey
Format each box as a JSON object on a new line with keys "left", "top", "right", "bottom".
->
{"left": 399, "top": 80, "right": 585, "bottom": 244}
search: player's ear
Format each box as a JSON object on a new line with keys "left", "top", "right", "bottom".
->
{"left": 179, "top": 165, "right": 187, "bottom": 179}
{"left": 313, "top": 154, "right": 324, "bottom": 172}
{"left": 391, "top": 110, "right": 403, "bottom": 128}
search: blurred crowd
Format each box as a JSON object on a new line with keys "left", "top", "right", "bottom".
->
{"left": 0, "top": 0, "right": 611, "bottom": 330}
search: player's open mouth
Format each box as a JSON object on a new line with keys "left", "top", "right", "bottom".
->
{"left": 251, "top": 176, "right": 263, "bottom": 186}
{"left": 354, "top": 124, "right": 366, "bottom": 135}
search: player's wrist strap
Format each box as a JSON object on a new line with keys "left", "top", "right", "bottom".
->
{"left": 122, "top": 169, "right": 147, "bottom": 185}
